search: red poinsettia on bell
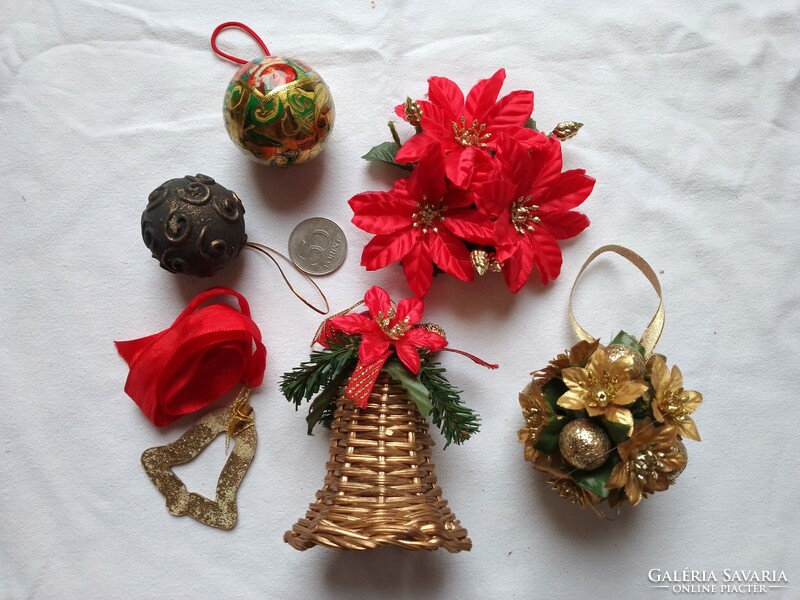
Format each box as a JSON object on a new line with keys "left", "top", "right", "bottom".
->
{"left": 353, "top": 68, "right": 595, "bottom": 297}
{"left": 321, "top": 286, "right": 448, "bottom": 407}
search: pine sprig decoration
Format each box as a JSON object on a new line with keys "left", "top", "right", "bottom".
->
{"left": 418, "top": 361, "right": 481, "bottom": 447}
{"left": 280, "top": 335, "right": 359, "bottom": 432}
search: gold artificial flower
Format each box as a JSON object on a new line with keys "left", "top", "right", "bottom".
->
{"left": 547, "top": 477, "right": 603, "bottom": 515}
{"left": 557, "top": 347, "right": 648, "bottom": 434}
{"left": 534, "top": 339, "right": 600, "bottom": 385}
{"left": 527, "top": 447, "right": 571, "bottom": 479}
{"left": 607, "top": 422, "right": 686, "bottom": 506}
{"left": 649, "top": 355, "right": 702, "bottom": 441}
{"left": 518, "top": 382, "right": 549, "bottom": 448}
{"left": 520, "top": 415, "right": 603, "bottom": 513}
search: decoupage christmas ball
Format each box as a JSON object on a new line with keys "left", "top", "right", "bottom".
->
{"left": 223, "top": 56, "right": 335, "bottom": 166}
{"left": 141, "top": 174, "right": 247, "bottom": 277}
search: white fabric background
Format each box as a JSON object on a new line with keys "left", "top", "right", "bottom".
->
{"left": 1, "top": 1, "right": 798, "bottom": 599}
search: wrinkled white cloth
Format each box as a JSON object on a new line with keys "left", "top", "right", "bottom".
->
{"left": 1, "top": 1, "right": 798, "bottom": 599}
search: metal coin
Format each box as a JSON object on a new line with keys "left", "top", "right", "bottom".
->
{"left": 288, "top": 217, "right": 347, "bottom": 275}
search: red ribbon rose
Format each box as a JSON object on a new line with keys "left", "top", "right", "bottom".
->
{"left": 115, "top": 287, "right": 266, "bottom": 427}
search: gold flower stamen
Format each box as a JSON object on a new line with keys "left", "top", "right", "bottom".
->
{"left": 511, "top": 196, "right": 540, "bottom": 234}
{"left": 412, "top": 194, "right": 446, "bottom": 234}
{"left": 452, "top": 116, "right": 491, "bottom": 147}
{"left": 404, "top": 98, "right": 423, "bottom": 128}
{"left": 375, "top": 306, "right": 411, "bottom": 340}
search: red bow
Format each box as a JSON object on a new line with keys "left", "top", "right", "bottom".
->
{"left": 115, "top": 288, "right": 266, "bottom": 427}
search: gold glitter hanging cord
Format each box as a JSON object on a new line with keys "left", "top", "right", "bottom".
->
{"left": 568, "top": 245, "right": 665, "bottom": 358}
{"left": 245, "top": 241, "right": 330, "bottom": 315}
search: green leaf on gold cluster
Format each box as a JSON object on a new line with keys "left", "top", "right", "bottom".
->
{"left": 573, "top": 453, "right": 620, "bottom": 498}
{"left": 611, "top": 330, "right": 646, "bottom": 357}
{"left": 534, "top": 378, "right": 571, "bottom": 454}
{"left": 600, "top": 418, "right": 631, "bottom": 445}
{"left": 541, "top": 378, "right": 568, "bottom": 410}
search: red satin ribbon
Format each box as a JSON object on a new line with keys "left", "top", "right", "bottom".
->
{"left": 345, "top": 354, "right": 391, "bottom": 409}
{"left": 115, "top": 288, "right": 266, "bottom": 427}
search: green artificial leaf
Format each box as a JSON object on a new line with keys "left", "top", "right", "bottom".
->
{"left": 305, "top": 370, "right": 349, "bottom": 434}
{"left": 523, "top": 117, "right": 538, "bottom": 131}
{"left": 630, "top": 396, "right": 651, "bottom": 420}
{"left": 540, "top": 378, "right": 568, "bottom": 415}
{"left": 383, "top": 360, "right": 433, "bottom": 417}
{"left": 533, "top": 414, "right": 570, "bottom": 454}
{"left": 534, "top": 378, "right": 573, "bottom": 453}
{"left": 387, "top": 121, "right": 403, "bottom": 147}
{"left": 280, "top": 335, "right": 359, "bottom": 435}
{"left": 280, "top": 334, "right": 358, "bottom": 408}
{"left": 361, "top": 141, "right": 413, "bottom": 171}
{"left": 574, "top": 453, "right": 620, "bottom": 498}
{"left": 610, "top": 330, "right": 646, "bottom": 357}
{"left": 600, "top": 418, "right": 631, "bottom": 445}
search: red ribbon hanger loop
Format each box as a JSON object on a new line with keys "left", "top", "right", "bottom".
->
{"left": 115, "top": 287, "right": 267, "bottom": 427}
{"left": 210, "top": 21, "right": 271, "bottom": 65}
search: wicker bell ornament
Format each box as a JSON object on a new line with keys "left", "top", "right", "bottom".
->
{"left": 281, "top": 286, "right": 496, "bottom": 551}
{"left": 285, "top": 375, "right": 470, "bottom": 552}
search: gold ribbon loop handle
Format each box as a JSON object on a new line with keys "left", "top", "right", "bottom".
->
{"left": 568, "top": 245, "right": 665, "bottom": 357}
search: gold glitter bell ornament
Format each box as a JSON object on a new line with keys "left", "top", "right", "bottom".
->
{"left": 559, "top": 419, "right": 612, "bottom": 471}
{"left": 211, "top": 22, "right": 334, "bottom": 166}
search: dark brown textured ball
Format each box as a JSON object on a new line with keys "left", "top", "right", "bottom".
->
{"left": 141, "top": 174, "right": 247, "bottom": 277}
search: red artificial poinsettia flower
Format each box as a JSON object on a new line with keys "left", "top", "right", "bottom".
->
{"left": 326, "top": 286, "right": 448, "bottom": 407}
{"left": 394, "top": 68, "right": 547, "bottom": 189}
{"left": 350, "top": 145, "right": 494, "bottom": 297}
{"left": 474, "top": 135, "right": 595, "bottom": 293}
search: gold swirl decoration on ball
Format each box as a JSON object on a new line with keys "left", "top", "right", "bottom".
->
{"left": 163, "top": 209, "right": 192, "bottom": 243}
{"left": 145, "top": 185, "right": 168, "bottom": 212}
{"left": 252, "top": 97, "right": 281, "bottom": 124}
{"left": 212, "top": 191, "right": 244, "bottom": 223}
{"left": 176, "top": 177, "right": 212, "bottom": 205}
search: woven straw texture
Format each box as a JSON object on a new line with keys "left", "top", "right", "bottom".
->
{"left": 284, "top": 375, "right": 471, "bottom": 552}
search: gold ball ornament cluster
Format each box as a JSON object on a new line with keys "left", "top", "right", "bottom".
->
{"left": 518, "top": 334, "right": 703, "bottom": 513}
